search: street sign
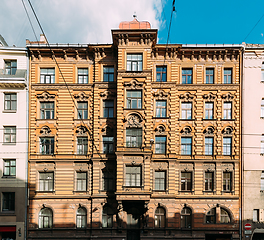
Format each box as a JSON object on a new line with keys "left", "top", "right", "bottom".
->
{"left": 245, "top": 230, "right": 252, "bottom": 235}
{"left": 245, "top": 223, "right": 252, "bottom": 230}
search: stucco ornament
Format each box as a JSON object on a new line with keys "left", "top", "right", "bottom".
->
{"left": 37, "top": 92, "right": 55, "bottom": 101}
{"left": 127, "top": 114, "right": 141, "bottom": 127}
{"left": 40, "top": 126, "right": 51, "bottom": 135}
{"left": 124, "top": 79, "right": 143, "bottom": 89}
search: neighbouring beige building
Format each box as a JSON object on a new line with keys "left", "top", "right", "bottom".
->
{"left": 27, "top": 19, "right": 242, "bottom": 240}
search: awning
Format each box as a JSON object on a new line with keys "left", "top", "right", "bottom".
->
{"left": 0, "top": 226, "right": 16, "bottom": 232}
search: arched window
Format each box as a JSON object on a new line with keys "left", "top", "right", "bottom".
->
{"left": 155, "top": 207, "right": 165, "bottom": 228}
{"left": 181, "top": 207, "right": 192, "bottom": 229}
{"left": 39, "top": 207, "right": 52, "bottom": 228}
{"left": 102, "top": 207, "right": 113, "bottom": 228}
{"left": 206, "top": 208, "right": 216, "bottom": 224}
{"left": 76, "top": 207, "right": 87, "bottom": 228}
{"left": 220, "top": 208, "right": 231, "bottom": 223}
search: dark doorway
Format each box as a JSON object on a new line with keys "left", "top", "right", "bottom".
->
{"left": 127, "top": 229, "right": 140, "bottom": 240}
{"left": 2, "top": 231, "right": 16, "bottom": 240}
{"left": 205, "top": 234, "right": 232, "bottom": 240}
{"left": 252, "top": 233, "right": 264, "bottom": 240}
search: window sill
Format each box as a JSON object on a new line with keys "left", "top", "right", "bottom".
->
{"left": 37, "top": 118, "right": 56, "bottom": 121}
{"left": 153, "top": 117, "right": 170, "bottom": 119}
{"left": 123, "top": 186, "right": 143, "bottom": 189}
{"left": 2, "top": 176, "right": 16, "bottom": 178}
{"left": 35, "top": 190, "right": 55, "bottom": 193}
{"left": 203, "top": 118, "right": 217, "bottom": 121}
{"left": 124, "top": 108, "right": 143, "bottom": 110}
{"left": 98, "top": 117, "right": 116, "bottom": 119}
{"left": 179, "top": 190, "right": 193, "bottom": 193}
{"left": 0, "top": 211, "right": 15, "bottom": 215}
{"left": 179, "top": 119, "right": 194, "bottom": 121}
{"left": 2, "top": 143, "right": 16, "bottom": 145}
{"left": 221, "top": 119, "right": 235, "bottom": 121}
{"left": 2, "top": 110, "right": 17, "bottom": 113}
{"left": 73, "top": 190, "right": 88, "bottom": 193}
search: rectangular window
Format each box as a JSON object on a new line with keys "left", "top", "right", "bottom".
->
{"left": 40, "top": 68, "right": 55, "bottom": 84}
{"left": 102, "top": 170, "right": 115, "bottom": 191}
{"left": 155, "top": 171, "right": 166, "bottom": 191}
{"left": 78, "top": 68, "right": 88, "bottom": 84}
{"left": 223, "top": 137, "right": 232, "bottom": 155}
{"left": 261, "top": 99, "right": 264, "bottom": 118}
{"left": 126, "top": 128, "right": 142, "bottom": 148}
{"left": 155, "top": 136, "right": 166, "bottom": 154}
{"left": 205, "top": 137, "right": 214, "bottom": 155}
{"left": 4, "top": 93, "right": 17, "bottom": 111}
{"left": 223, "top": 172, "right": 232, "bottom": 191}
{"left": 76, "top": 172, "right": 87, "bottom": 191}
{"left": 77, "top": 137, "right": 88, "bottom": 155}
{"left": 127, "top": 91, "right": 142, "bottom": 109}
{"left": 182, "top": 69, "right": 192, "bottom": 84}
{"left": 77, "top": 102, "right": 88, "bottom": 119}
{"left": 103, "top": 66, "right": 114, "bottom": 82}
{"left": 223, "top": 102, "right": 232, "bottom": 119}
{"left": 5, "top": 60, "right": 17, "bottom": 75}
{"left": 39, "top": 172, "right": 54, "bottom": 191}
{"left": 262, "top": 63, "right": 264, "bottom": 82}
{"left": 2, "top": 192, "right": 15, "bottom": 211}
{"left": 253, "top": 209, "right": 259, "bottom": 222}
{"left": 205, "top": 102, "right": 213, "bottom": 119}
{"left": 156, "top": 101, "right": 166, "bottom": 117}
{"left": 103, "top": 136, "right": 114, "bottom": 154}
{"left": 206, "top": 68, "right": 214, "bottom": 84}
{"left": 40, "top": 102, "right": 54, "bottom": 119}
{"left": 3, "top": 159, "right": 16, "bottom": 177}
{"left": 181, "top": 102, "right": 192, "bottom": 119}
{"left": 224, "top": 69, "right": 232, "bottom": 84}
{"left": 181, "top": 172, "right": 192, "bottom": 191}
{"left": 261, "top": 135, "right": 264, "bottom": 154}
{"left": 261, "top": 171, "right": 264, "bottom": 191}
{"left": 125, "top": 166, "right": 141, "bottom": 187}
{"left": 205, "top": 172, "right": 214, "bottom": 191}
{"left": 4, "top": 126, "right": 16, "bottom": 143}
{"left": 156, "top": 66, "right": 167, "bottom": 82}
{"left": 103, "top": 100, "right": 114, "bottom": 118}
{"left": 181, "top": 137, "right": 192, "bottom": 155}
{"left": 127, "top": 54, "right": 142, "bottom": 71}
{"left": 40, "top": 137, "right": 54, "bottom": 155}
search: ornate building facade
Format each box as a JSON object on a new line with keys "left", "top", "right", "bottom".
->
{"left": 27, "top": 20, "right": 242, "bottom": 240}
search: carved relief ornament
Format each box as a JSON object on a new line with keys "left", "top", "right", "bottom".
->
{"left": 37, "top": 92, "right": 55, "bottom": 101}
{"left": 155, "top": 125, "right": 166, "bottom": 134}
{"left": 124, "top": 79, "right": 143, "bottom": 89}
{"left": 40, "top": 126, "right": 51, "bottom": 135}
{"left": 221, "top": 92, "right": 234, "bottom": 101}
{"left": 181, "top": 126, "right": 192, "bottom": 134}
{"left": 204, "top": 126, "right": 215, "bottom": 134}
{"left": 222, "top": 126, "right": 233, "bottom": 134}
{"left": 203, "top": 92, "right": 216, "bottom": 101}
{"left": 153, "top": 90, "right": 169, "bottom": 100}
{"left": 179, "top": 92, "right": 195, "bottom": 101}
{"left": 74, "top": 92, "right": 89, "bottom": 101}
{"left": 126, "top": 114, "right": 142, "bottom": 127}
{"left": 76, "top": 125, "right": 88, "bottom": 135}
{"left": 100, "top": 90, "right": 116, "bottom": 98}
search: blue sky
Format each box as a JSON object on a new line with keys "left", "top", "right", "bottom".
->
{"left": 1, "top": 0, "right": 264, "bottom": 47}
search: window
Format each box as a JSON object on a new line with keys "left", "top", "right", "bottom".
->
{"left": 77, "top": 137, "right": 88, "bottom": 155}
{"left": 3, "top": 159, "right": 16, "bottom": 177}
{"left": 261, "top": 135, "right": 264, "bottom": 155}
{"left": 223, "top": 137, "right": 232, "bottom": 155}
{"left": 76, "top": 172, "right": 87, "bottom": 191}
{"left": 40, "top": 137, "right": 54, "bottom": 155}
{"left": 220, "top": 208, "right": 230, "bottom": 223}
{"left": 205, "top": 172, "right": 214, "bottom": 191}
{"left": 181, "top": 172, "right": 192, "bottom": 191}
{"left": 127, "top": 91, "right": 142, "bottom": 109}
{"left": 223, "top": 102, "right": 232, "bottom": 119}
{"left": 205, "top": 137, "right": 214, "bottom": 155}
{"left": 253, "top": 209, "right": 260, "bottom": 222}
{"left": 4, "top": 93, "right": 17, "bottom": 111}
{"left": 205, "top": 102, "right": 213, "bottom": 119}
{"left": 102, "top": 170, "right": 115, "bottom": 191}
{"left": 103, "top": 136, "right": 114, "bottom": 154}
{"left": 262, "top": 63, "right": 264, "bottom": 82}
{"left": 155, "top": 207, "right": 166, "bottom": 228}
{"left": 206, "top": 68, "right": 214, "bottom": 84}
{"left": 2, "top": 192, "right": 15, "bottom": 211}
{"left": 103, "top": 66, "right": 114, "bottom": 82}
{"left": 4, "top": 126, "right": 16, "bottom": 143}
{"left": 125, "top": 166, "right": 141, "bottom": 187}
{"left": 40, "top": 68, "right": 55, "bottom": 84}
{"left": 155, "top": 136, "right": 166, "bottom": 154}
{"left": 126, "top": 128, "right": 142, "bottom": 148}
{"left": 181, "top": 102, "right": 192, "bottom": 119}
{"left": 76, "top": 207, "right": 87, "bottom": 228}
{"left": 206, "top": 208, "right": 216, "bottom": 224}
{"left": 182, "top": 69, "right": 192, "bottom": 84}
{"left": 223, "top": 172, "right": 232, "bottom": 192}
{"left": 78, "top": 68, "right": 88, "bottom": 84}
{"left": 181, "top": 137, "right": 192, "bottom": 155}
{"left": 4, "top": 60, "right": 17, "bottom": 75}
{"left": 261, "top": 171, "right": 264, "bottom": 191}
{"left": 39, "top": 208, "right": 52, "bottom": 228}
{"left": 261, "top": 99, "right": 264, "bottom": 118}
{"left": 103, "top": 100, "right": 114, "bottom": 118}
{"left": 39, "top": 172, "right": 54, "bottom": 191}
{"left": 127, "top": 54, "right": 142, "bottom": 71}
{"left": 156, "top": 66, "right": 167, "bottom": 82}
{"left": 40, "top": 102, "right": 54, "bottom": 119}
{"left": 156, "top": 101, "right": 166, "bottom": 117}
{"left": 181, "top": 207, "right": 192, "bottom": 229}
{"left": 155, "top": 171, "right": 166, "bottom": 191}
{"left": 77, "top": 102, "right": 88, "bottom": 119}
{"left": 102, "top": 207, "right": 113, "bottom": 228}
{"left": 224, "top": 69, "right": 232, "bottom": 84}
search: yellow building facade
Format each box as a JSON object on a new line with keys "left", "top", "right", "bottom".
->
{"left": 27, "top": 20, "right": 242, "bottom": 240}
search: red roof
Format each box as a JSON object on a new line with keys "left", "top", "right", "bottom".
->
{"left": 119, "top": 17, "right": 151, "bottom": 29}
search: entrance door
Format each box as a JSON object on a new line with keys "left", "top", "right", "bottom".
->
{"left": 127, "top": 229, "right": 140, "bottom": 240}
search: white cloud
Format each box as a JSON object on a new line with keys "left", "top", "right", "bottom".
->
{"left": 0, "top": 0, "right": 163, "bottom": 46}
